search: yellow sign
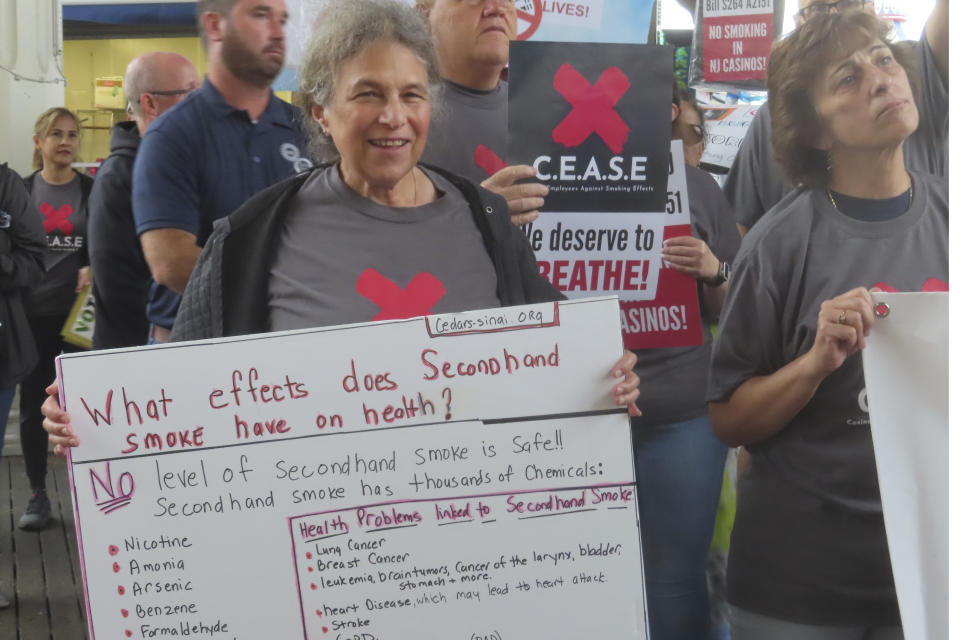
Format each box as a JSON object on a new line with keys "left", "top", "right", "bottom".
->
{"left": 94, "top": 76, "right": 125, "bottom": 110}
{"left": 61, "top": 284, "right": 95, "bottom": 350}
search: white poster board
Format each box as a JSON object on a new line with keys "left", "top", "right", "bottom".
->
{"left": 862, "top": 292, "right": 947, "bottom": 640}
{"left": 58, "top": 297, "right": 648, "bottom": 640}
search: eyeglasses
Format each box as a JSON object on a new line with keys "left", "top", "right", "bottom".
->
{"left": 678, "top": 123, "right": 704, "bottom": 147}
{"left": 145, "top": 88, "right": 194, "bottom": 97}
{"left": 797, "top": 0, "right": 866, "bottom": 20}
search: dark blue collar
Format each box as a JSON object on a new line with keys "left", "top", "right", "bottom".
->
{"left": 197, "top": 76, "right": 294, "bottom": 129}
{"left": 829, "top": 183, "right": 912, "bottom": 222}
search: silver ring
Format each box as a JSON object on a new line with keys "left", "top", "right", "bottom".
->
{"left": 837, "top": 310, "right": 847, "bottom": 325}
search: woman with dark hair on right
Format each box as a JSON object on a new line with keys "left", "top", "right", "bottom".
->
{"left": 707, "top": 10, "right": 946, "bottom": 640}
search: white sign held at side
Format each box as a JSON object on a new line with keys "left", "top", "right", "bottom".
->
{"left": 862, "top": 292, "right": 947, "bottom": 640}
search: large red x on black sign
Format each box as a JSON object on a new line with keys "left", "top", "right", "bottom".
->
{"left": 552, "top": 64, "right": 631, "bottom": 154}
{"left": 39, "top": 202, "right": 75, "bottom": 234}
{"left": 356, "top": 269, "right": 447, "bottom": 321}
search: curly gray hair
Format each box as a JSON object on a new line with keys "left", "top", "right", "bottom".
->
{"left": 296, "top": 0, "right": 442, "bottom": 162}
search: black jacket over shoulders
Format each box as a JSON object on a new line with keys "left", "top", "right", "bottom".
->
{"left": 171, "top": 163, "right": 563, "bottom": 341}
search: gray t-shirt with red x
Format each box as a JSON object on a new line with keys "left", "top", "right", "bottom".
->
{"left": 421, "top": 80, "right": 509, "bottom": 185}
{"left": 267, "top": 165, "right": 500, "bottom": 331}
{"left": 707, "top": 170, "right": 948, "bottom": 625}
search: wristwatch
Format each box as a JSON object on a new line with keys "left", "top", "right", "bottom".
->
{"left": 708, "top": 261, "right": 730, "bottom": 286}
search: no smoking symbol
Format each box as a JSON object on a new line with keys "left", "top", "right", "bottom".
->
{"left": 515, "top": 0, "right": 543, "bottom": 40}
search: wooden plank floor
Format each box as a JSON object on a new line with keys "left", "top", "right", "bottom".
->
{"left": 0, "top": 455, "right": 88, "bottom": 640}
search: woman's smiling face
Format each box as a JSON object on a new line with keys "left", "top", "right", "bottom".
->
{"left": 313, "top": 40, "right": 431, "bottom": 197}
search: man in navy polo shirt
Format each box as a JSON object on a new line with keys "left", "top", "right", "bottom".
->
{"left": 133, "top": 0, "right": 311, "bottom": 342}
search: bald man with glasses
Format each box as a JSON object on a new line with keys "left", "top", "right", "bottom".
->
{"left": 87, "top": 52, "right": 200, "bottom": 350}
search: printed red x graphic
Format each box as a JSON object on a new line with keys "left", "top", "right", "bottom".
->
{"left": 356, "top": 269, "right": 447, "bottom": 321}
{"left": 873, "top": 278, "right": 948, "bottom": 293}
{"left": 552, "top": 64, "right": 631, "bottom": 154}
{"left": 39, "top": 202, "right": 75, "bottom": 234}
{"left": 474, "top": 144, "right": 507, "bottom": 177}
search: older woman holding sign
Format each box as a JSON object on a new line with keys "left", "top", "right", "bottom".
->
{"left": 42, "top": 0, "right": 638, "bottom": 449}
{"left": 707, "top": 11, "right": 947, "bottom": 639}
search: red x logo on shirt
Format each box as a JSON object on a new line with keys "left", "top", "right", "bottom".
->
{"left": 873, "top": 279, "right": 948, "bottom": 293}
{"left": 39, "top": 202, "right": 75, "bottom": 234}
{"left": 552, "top": 64, "right": 631, "bottom": 154}
{"left": 356, "top": 269, "right": 447, "bottom": 321}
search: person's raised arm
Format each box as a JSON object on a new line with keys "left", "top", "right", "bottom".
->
{"left": 924, "top": 0, "right": 948, "bottom": 85}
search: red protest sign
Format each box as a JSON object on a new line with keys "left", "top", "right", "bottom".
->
{"left": 619, "top": 222, "right": 703, "bottom": 349}
{"left": 702, "top": 0, "right": 775, "bottom": 83}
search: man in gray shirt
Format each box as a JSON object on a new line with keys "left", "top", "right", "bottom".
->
{"left": 723, "top": 0, "right": 947, "bottom": 234}
{"left": 417, "top": 0, "right": 548, "bottom": 226}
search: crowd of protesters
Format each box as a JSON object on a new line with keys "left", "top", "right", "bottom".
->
{"left": 0, "top": 0, "right": 947, "bottom": 637}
